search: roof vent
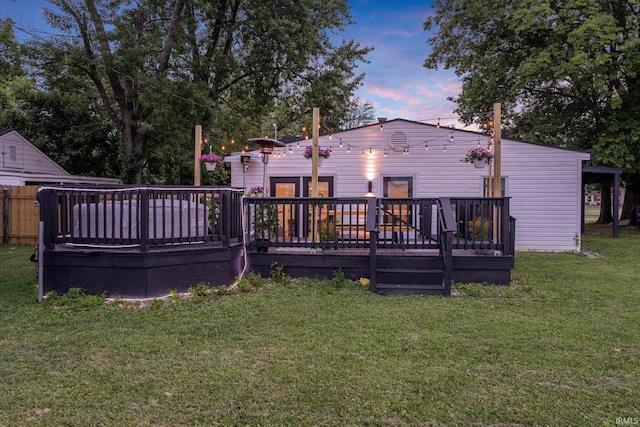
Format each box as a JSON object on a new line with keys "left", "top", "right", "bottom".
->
{"left": 388, "top": 131, "right": 409, "bottom": 151}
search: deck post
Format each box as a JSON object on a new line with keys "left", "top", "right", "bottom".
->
{"left": 438, "top": 198, "right": 455, "bottom": 296}
{"left": 222, "top": 191, "right": 230, "bottom": 246}
{"left": 366, "top": 197, "right": 378, "bottom": 292}
{"left": 501, "top": 197, "right": 511, "bottom": 256}
{"left": 139, "top": 188, "right": 149, "bottom": 253}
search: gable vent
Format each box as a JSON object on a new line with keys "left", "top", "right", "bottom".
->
{"left": 389, "top": 131, "right": 409, "bottom": 151}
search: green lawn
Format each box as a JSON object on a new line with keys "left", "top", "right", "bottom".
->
{"left": 1, "top": 227, "right": 639, "bottom": 426}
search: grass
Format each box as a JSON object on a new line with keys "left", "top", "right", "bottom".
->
{"left": 1, "top": 227, "right": 639, "bottom": 426}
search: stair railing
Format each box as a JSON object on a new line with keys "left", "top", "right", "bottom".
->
{"left": 437, "top": 197, "right": 457, "bottom": 296}
{"left": 366, "top": 197, "right": 379, "bottom": 293}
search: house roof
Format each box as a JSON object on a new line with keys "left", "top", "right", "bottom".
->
{"left": 243, "top": 119, "right": 591, "bottom": 156}
{"left": 0, "top": 129, "right": 121, "bottom": 186}
{"left": 0, "top": 171, "right": 121, "bottom": 186}
{"left": 349, "top": 118, "right": 592, "bottom": 155}
{"left": 582, "top": 165, "right": 623, "bottom": 185}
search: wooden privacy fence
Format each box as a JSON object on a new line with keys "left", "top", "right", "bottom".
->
{"left": 1, "top": 186, "right": 40, "bottom": 245}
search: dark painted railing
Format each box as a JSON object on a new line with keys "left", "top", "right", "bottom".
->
{"left": 37, "top": 186, "right": 244, "bottom": 252}
{"left": 245, "top": 197, "right": 441, "bottom": 251}
{"left": 437, "top": 198, "right": 457, "bottom": 296}
{"left": 244, "top": 196, "right": 512, "bottom": 255}
{"left": 449, "top": 197, "right": 513, "bottom": 256}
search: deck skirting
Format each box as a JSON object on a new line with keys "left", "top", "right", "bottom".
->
{"left": 43, "top": 244, "right": 244, "bottom": 298}
{"left": 248, "top": 249, "right": 514, "bottom": 287}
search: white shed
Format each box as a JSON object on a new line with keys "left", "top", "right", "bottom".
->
{"left": 226, "top": 119, "right": 590, "bottom": 252}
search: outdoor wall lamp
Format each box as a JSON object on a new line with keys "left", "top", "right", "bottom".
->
{"left": 368, "top": 181, "right": 373, "bottom": 192}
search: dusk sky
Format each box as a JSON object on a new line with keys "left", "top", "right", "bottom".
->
{"left": 1, "top": 0, "right": 463, "bottom": 127}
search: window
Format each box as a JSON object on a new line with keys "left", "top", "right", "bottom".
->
{"left": 382, "top": 176, "right": 413, "bottom": 227}
{"left": 383, "top": 176, "right": 413, "bottom": 198}
{"left": 302, "top": 177, "right": 334, "bottom": 197}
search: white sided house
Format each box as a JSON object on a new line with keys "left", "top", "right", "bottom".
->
{"left": 227, "top": 119, "right": 590, "bottom": 252}
{"left": 0, "top": 129, "right": 121, "bottom": 186}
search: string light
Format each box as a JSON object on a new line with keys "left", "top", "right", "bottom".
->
{"left": 369, "top": 147, "right": 372, "bottom": 156}
{"left": 443, "top": 144, "right": 447, "bottom": 152}
{"left": 339, "top": 138, "right": 343, "bottom": 148}
{"left": 361, "top": 149, "right": 365, "bottom": 157}
{"left": 449, "top": 133, "right": 454, "bottom": 143}
{"left": 436, "top": 119, "right": 440, "bottom": 128}
{"left": 347, "top": 145, "right": 351, "bottom": 154}
{"left": 425, "top": 142, "right": 428, "bottom": 150}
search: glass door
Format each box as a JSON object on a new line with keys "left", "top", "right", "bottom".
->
{"left": 270, "top": 178, "right": 299, "bottom": 239}
{"left": 302, "top": 177, "right": 334, "bottom": 238}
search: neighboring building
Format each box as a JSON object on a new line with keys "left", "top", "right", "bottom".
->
{"left": 227, "top": 119, "right": 591, "bottom": 252}
{"left": 0, "top": 129, "right": 120, "bottom": 186}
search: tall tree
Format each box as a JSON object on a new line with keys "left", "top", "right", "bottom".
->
{"left": 0, "top": 18, "right": 27, "bottom": 119}
{"left": 424, "top": 0, "right": 640, "bottom": 222}
{"left": 341, "top": 96, "right": 376, "bottom": 130}
{"left": 36, "top": 0, "right": 368, "bottom": 184}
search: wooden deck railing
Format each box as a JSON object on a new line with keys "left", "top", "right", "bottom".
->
{"left": 438, "top": 198, "right": 457, "bottom": 296}
{"left": 37, "top": 188, "right": 513, "bottom": 258}
{"left": 36, "top": 186, "right": 244, "bottom": 252}
{"left": 244, "top": 196, "right": 513, "bottom": 255}
{"left": 449, "top": 197, "right": 512, "bottom": 256}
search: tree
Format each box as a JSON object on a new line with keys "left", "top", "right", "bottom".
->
{"left": 0, "top": 18, "right": 27, "bottom": 119}
{"left": 35, "top": 0, "right": 370, "bottom": 184}
{"left": 424, "top": 0, "right": 640, "bottom": 223}
{"left": 341, "top": 96, "right": 376, "bottom": 130}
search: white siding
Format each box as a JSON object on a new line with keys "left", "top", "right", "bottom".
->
{"left": 229, "top": 119, "right": 590, "bottom": 251}
{"left": 0, "top": 174, "right": 23, "bottom": 186}
{"left": 1, "top": 130, "right": 69, "bottom": 175}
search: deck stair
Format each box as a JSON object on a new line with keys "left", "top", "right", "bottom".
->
{"left": 373, "top": 254, "right": 446, "bottom": 296}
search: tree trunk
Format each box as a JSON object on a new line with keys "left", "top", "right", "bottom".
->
{"left": 596, "top": 183, "right": 613, "bottom": 224}
{"left": 621, "top": 183, "right": 639, "bottom": 226}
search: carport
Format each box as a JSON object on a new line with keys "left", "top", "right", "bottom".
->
{"left": 582, "top": 165, "right": 623, "bottom": 237}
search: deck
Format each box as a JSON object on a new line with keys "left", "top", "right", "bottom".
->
{"left": 36, "top": 186, "right": 515, "bottom": 298}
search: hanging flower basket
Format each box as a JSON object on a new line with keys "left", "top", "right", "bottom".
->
{"left": 462, "top": 147, "right": 493, "bottom": 168}
{"left": 199, "top": 153, "right": 224, "bottom": 172}
{"left": 303, "top": 145, "right": 331, "bottom": 165}
{"left": 473, "top": 158, "right": 488, "bottom": 169}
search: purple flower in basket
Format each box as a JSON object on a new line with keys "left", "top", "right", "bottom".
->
{"left": 462, "top": 147, "right": 493, "bottom": 163}
{"left": 303, "top": 145, "right": 331, "bottom": 159}
{"left": 199, "top": 153, "right": 224, "bottom": 162}
{"left": 246, "top": 186, "right": 265, "bottom": 197}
